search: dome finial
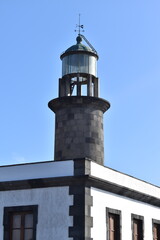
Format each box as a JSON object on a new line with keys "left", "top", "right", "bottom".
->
{"left": 76, "top": 35, "right": 82, "bottom": 44}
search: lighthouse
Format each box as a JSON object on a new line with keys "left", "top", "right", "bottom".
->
{"left": 48, "top": 34, "right": 110, "bottom": 165}
{"left": 1, "top": 27, "right": 160, "bottom": 240}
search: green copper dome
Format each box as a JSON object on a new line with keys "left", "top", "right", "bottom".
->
{"left": 66, "top": 35, "right": 91, "bottom": 52}
{"left": 65, "top": 43, "right": 91, "bottom": 52}
{"left": 60, "top": 35, "right": 98, "bottom": 59}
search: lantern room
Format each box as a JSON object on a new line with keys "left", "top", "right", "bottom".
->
{"left": 59, "top": 34, "right": 99, "bottom": 97}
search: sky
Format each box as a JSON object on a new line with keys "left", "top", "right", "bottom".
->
{"left": 0, "top": 0, "right": 160, "bottom": 186}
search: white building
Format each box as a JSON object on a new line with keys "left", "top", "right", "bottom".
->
{"left": 1, "top": 33, "right": 160, "bottom": 240}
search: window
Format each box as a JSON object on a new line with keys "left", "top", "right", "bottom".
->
{"left": 131, "top": 214, "right": 144, "bottom": 240}
{"left": 106, "top": 208, "right": 121, "bottom": 240}
{"left": 3, "top": 205, "right": 38, "bottom": 240}
{"left": 153, "top": 219, "right": 160, "bottom": 240}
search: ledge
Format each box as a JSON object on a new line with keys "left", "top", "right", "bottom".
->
{"left": 48, "top": 96, "right": 110, "bottom": 113}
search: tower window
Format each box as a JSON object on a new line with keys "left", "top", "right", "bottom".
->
{"left": 131, "top": 214, "right": 144, "bottom": 240}
{"left": 106, "top": 208, "right": 121, "bottom": 240}
{"left": 153, "top": 219, "right": 160, "bottom": 240}
{"left": 3, "top": 205, "right": 38, "bottom": 240}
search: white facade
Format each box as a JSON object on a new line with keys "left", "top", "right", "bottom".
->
{"left": 0, "top": 160, "right": 74, "bottom": 240}
{"left": 90, "top": 161, "right": 160, "bottom": 240}
{"left": 1, "top": 159, "right": 160, "bottom": 239}
{"left": 91, "top": 188, "right": 160, "bottom": 240}
{"left": 0, "top": 160, "right": 74, "bottom": 181}
{"left": 0, "top": 187, "right": 73, "bottom": 240}
{"left": 90, "top": 162, "right": 160, "bottom": 198}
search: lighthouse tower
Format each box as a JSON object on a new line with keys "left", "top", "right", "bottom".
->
{"left": 1, "top": 29, "right": 160, "bottom": 240}
{"left": 48, "top": 34, "right": 110, "bottom": 165}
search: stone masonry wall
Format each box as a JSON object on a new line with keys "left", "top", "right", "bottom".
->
{"left": 48, "top": 96, "right": 110, "bottom": 165}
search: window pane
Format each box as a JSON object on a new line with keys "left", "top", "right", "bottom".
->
{"left": 24, "top": 229, "right": 33, "bottom": 240}
{"left": 110, "top": 231, "right": 114, "bottom": 240}
{"left": 109, "top": 215, "right": 115, "bottom": 231}
{"left": 153, "top": 223, "right": 160, "bottom": 240}
{"left": 133, "top": 219, "right": 143, "bottom": 240}
{"left": 133, "top": 220, "right": 138, "bottom": 235}
{"left": 12, "top": 229, "right": 21, "bottom": 240}
{"left": 12, "top": 214, "right": 21, "bottom": 228}
{"left": 89, "top": 56, "right": 97, "bottom": 76}
{"left": 109, "top": 213, "right": 120, "bottom": 240}
{"left": 153, "top": 225, "right": 157, "bottom": 239}
{"left": 25, "top": 214, "right": 33, "bottom": 228}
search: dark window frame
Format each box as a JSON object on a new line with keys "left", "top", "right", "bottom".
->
{"left": 131, "top": 214, "right": 144, "bottom": 240}
{"left": 106, "top": 207, "right": 122, "bottom": 240}
{"left": 3, "top": 205, "right": 38, "bottom": 240}
{"left": 152, "top": 219, "right": 160, "bottom": 240}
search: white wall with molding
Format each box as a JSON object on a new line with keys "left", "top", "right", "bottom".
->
{"left": 0, "top": 160, "right": 74, "bottom": 181}
{"left": 0, "top": 186, "right": 73, "bottom": 240}
{"left": 91, "top": 162, "right": 160, "bottom": 198}
{"left": 91, "top": 187, "right": 160, "bottom": 240}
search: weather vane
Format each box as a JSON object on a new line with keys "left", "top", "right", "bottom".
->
{"left": 75, "top": 14, "right": 84, "bottom": 35}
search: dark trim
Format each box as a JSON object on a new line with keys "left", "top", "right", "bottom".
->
{"left": 0, "top": 175, "right": 160, "bottom": 208}
{"left": 0, "top": 176, "right": 77, "bottom": 191}
{"left": 152, "top": 219, "right": 160, "bottom": 239}
{"left": 87, "top": 175, "right": 160, "bottom": 208}
{"left": 106, "top": 208, "right": 122, "bottom": 240}
{"left": 152, "top": 218, "right": 160, "bottom": 225}
{"left": 1, "top": 160, "right": 160, "bottom": 191}
{"left": 3, "top": 205, "right": 38, "bottom": 240}
{"left": 131, "top": 214, "right": 144, "bottom": 240}
{"left": 69, "top": 159, "right": 93, "bottom": 240}
{"left": 69, "top": 186, "right": 93, "bottom": 240}
{"left": 74, "top": 158, "right": 91, "bottom": 176}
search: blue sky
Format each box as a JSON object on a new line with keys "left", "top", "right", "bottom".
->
{"left": 0, "top": 0, "right": 160, "bottom": 185}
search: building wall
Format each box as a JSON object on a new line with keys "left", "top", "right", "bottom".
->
{"left": 91, "top": 187, "right": 160, "bottom": 240}
{"left": 0, "top": 187, "right": 73, "bottom": 240}
{"left": 0, "top": 160, "right": 74, "bottom": 181}
{"left": 90, "top": 161, "right": 160, "bottom": 199}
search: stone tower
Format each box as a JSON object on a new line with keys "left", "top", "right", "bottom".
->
{"left": 48, "top": 34, "right": 110, "bottom": 165}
